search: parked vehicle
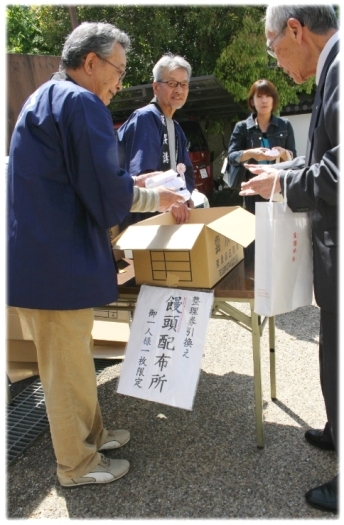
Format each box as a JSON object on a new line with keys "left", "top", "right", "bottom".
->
{"left": 178, "top": 119, "right": 214, "bottom": 198}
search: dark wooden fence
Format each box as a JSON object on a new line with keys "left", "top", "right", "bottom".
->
{"left": 7, "top": 53, "right": 61, "bottom": 153}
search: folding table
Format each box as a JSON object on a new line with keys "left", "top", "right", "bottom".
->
{"left": 94, "top": 255, "right": 276, "bottom": 448}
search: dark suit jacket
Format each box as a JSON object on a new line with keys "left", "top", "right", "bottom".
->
{"left": 279, "top": 39, "right": 339, "bottom": 313}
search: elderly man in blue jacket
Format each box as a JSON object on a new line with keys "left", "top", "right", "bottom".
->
{"left": 7, "top": 22, "right": 183, "bottom": 488}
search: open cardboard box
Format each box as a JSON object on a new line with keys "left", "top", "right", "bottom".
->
{"left": 113, "top": 206, "right": 255, "bottom": 289}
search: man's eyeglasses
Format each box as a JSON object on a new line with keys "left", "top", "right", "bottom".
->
{"left": 157, "top": 80, "right": 189, "bottom": 89}
{"left": 97, "top": 55, "right": 126, "bottom": 81}
{"left": 266, "top": 25, "right": 287, "bottom": 58}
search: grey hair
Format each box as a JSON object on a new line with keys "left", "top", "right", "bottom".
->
{"left": 265, "top": 4, "right": 339, "bottom": 35}
{"left": 152, "top": 53, "right": 192, "bottom": 81}
{"left": 60, "top": 22, "right": 131, "bottom": 71}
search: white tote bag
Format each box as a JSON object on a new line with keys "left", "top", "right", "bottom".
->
{"left": 254, "top": 176, "right": 313, "bottom": 316}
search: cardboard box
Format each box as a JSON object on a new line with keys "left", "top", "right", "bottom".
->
{"left": 93, "top": 307, "right": 131, "bottom": 323}
{"left": 6, "top": 340, "right": 39, "bottom": 383}
{"left": 114, "top": 207, "right": 255, "bottom": 289}
{"left": 6, "top": 308, "right": 40, "bottom": 382}
{"left": 7, "top": 306, "right": 33, "bottom": 340}
{"left": 91, "top": 318, "right": 130, "bottom": 359}
{"left": 6, "top": 307, "right": 130, "bottom": 383}
{"left": 6, "top": 307, "right": 130, "bottom": 343}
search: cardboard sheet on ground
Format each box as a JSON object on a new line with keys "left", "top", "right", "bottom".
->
{"left": 117, "top": 285, "right": 214, "bottom": 410}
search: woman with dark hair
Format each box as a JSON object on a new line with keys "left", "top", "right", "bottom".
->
{"left": 227, "top": 79, "right": 296, "bottom": 214}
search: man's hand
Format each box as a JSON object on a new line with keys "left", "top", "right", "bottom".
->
{"left": 133, "top": 171, "right": 163, "bottom": 188}
{"left": 156, "top": 187, "right": 185, "bottom": 213}
{"left": 239, "top": 165, "right": 281, "bottom": 199}
{"left": 170, "top": 202, "right": 190, "bottom": 224}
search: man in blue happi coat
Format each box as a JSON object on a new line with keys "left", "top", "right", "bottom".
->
{"left": 117, "top": 53, "right": 195, "bottom": 227}
{"left": 7, "top": 22, "right": 184, "bottom": 488}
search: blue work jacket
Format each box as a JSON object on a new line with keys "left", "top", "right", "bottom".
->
{"left": 7, "top": 74, "right": 134, "bottom": 309}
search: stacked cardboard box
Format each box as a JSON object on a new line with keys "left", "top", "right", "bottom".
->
{"left": 6, "top": 307, "right": 130, "bottom": 383}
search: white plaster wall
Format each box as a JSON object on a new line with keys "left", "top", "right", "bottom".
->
{"left": 285, "top": 113, "right": 312, "bottom": 157}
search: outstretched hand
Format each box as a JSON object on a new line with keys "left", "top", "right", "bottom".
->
{"left": 239, "top": 165, "right": 281, "bottom": 199}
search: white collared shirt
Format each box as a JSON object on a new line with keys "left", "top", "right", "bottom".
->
{"left": 316, "top": 31, "right": 339, "bottom": 85}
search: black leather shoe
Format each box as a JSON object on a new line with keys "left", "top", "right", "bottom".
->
{"left": 305, "top": 429, "right": 335, "bottom": 450}
{"left": 305, "top": 476, "right": 338, "bottom": 513}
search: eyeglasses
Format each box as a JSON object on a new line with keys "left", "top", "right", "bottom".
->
{"left": 97, "top": 55, "right": 126, "bottom": 81}
{"left": 266, "top": 25, "right": 287, "bottom": 58}
{"left": 157, "top": 80, "right": 189, "bottom": 89}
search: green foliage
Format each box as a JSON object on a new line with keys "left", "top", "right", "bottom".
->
{"left": 30, "top": 5, "right": 72, "bottom": 56}
{"left": 76, "top": 5, "right": 175, "bottom": 84}
{"left": 214, "top": 13, "right": 314, "bottom": 111}
{"left": 6, "top": 5, "right": 42, "bottom": 54}
{"left": 6, "top": 5, "right": 71, "bottom": 55}
{"left": 6, "top": 4, "right": 315, "bottom": 121}
{"left": 74, "top": 5, "right": 258, "bottom": 85}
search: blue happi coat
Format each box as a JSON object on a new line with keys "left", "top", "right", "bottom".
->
{"left": 7, "top": 74, "right": 134, "bottom": 309}
{"left": 117, "top": 103, "right": 194, "bottom": 192}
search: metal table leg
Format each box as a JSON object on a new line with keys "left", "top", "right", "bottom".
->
{"left": 250, "top": 304, "right": 264, "bottom": 448}
{"left": 269, "top": 316, "right": 276, "bottom": 399}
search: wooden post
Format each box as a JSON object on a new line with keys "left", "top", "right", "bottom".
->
{"left": 68, "top": 6, "right": 79, "bottom": 29}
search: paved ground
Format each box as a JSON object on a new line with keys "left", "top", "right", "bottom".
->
{"left": 6, "top": 297, "right": 338, "bottom": 520}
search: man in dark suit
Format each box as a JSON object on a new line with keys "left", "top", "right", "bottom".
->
{"left": 240, "top": 4, "right": 339, "bottom": 514}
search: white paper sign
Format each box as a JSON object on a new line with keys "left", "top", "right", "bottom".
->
{"left": 117, "top": 285, "right": 214, "bottom": 410}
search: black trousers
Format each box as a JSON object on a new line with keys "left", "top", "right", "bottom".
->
{"left": 319, "top": 308, "right": 339, "bottom": 454}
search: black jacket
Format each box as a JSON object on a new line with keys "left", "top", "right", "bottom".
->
{"left": 228, "top": 114, "right": 297, "bottom": 169}
{"left": 279, "top": 40, "right": 339, "bottom": 313}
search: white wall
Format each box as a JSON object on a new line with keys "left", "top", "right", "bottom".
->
{"left": 286, "top": 113, "right": 312, "bottom": 157}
